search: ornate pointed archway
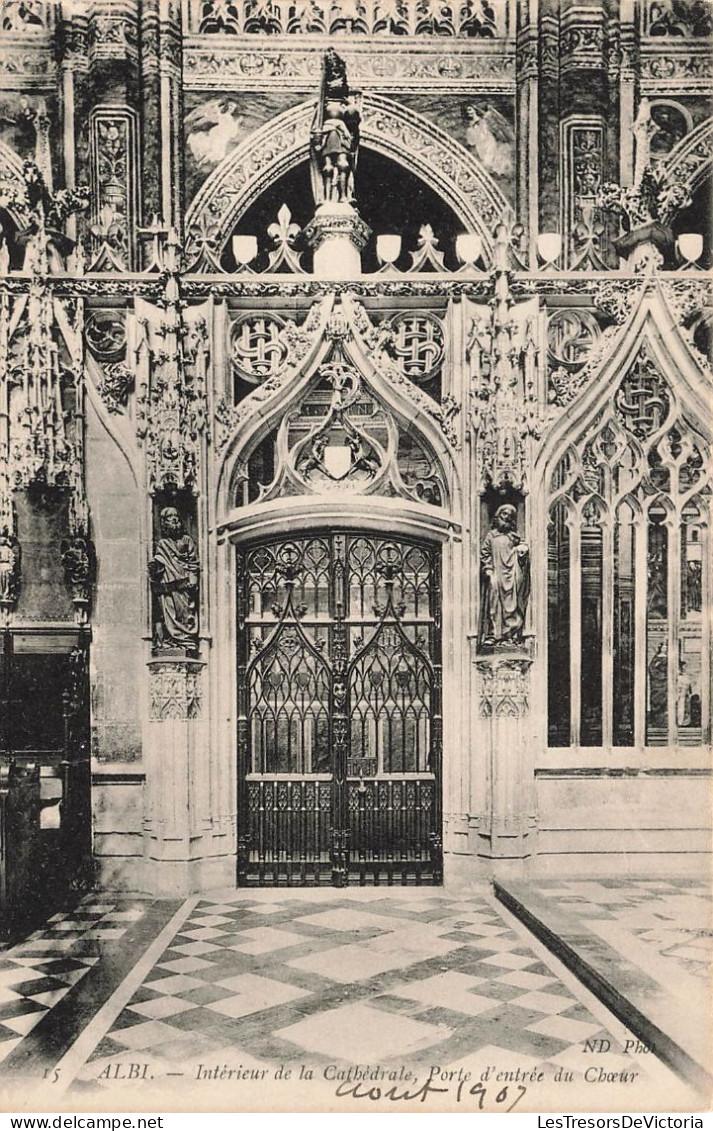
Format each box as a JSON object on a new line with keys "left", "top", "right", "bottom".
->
{"left": 185, "top": 94, "right": 512, "bottom": 268}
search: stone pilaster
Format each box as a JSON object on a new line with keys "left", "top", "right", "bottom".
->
{"left": 144, "top": 658, "right": 205, "bottom": 894}
{"left": 474, "top": 651, "right": 537, "bottom": 869}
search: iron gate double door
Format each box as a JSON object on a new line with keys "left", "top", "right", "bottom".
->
{"left": 236, "top": 531, "right": 443, "bottom": 885}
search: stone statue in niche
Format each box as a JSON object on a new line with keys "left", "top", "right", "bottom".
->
{"left": 61, "top": 532, "right": 95, "bottom": 609}
{"left": 479, "top": 504, "right": 530, "bottom": 646}
{"left": 149, "top": 507, "right": 200, "bottom": 653}
{"left": 0, "top": 529, "right": 21, "bottom": 609}
{"left": 310, "top": 48, "right": 360, "bottom": 206}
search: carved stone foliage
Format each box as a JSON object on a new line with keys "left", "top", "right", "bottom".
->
{"left": 476, "top": 657, "right": 531, "bottom": 717}
{"left": 187, "top": 0, "right": 508, "bottom": 37}
{"left": 0, "top": 277, "right": 89, "bottom": 621}
{"left": 641, "top": 44, "right": 713, "bottom": 89}
{"left": 562, "top": 120, "right": 607, "bottom": 268}
{"left": 96, "top": 363, "right": 134, "bottom": 414}
{"left": 85, "top": 308, "right": 134, "bottom": 416}
{"left": 85, "top": 4, "right": 139, "bottom": 64}
{"left": 149, "top": 661, "right": 203, "bottom": 721}
{"left": 0, "top": 288, "right": 87, "bottom": 532}
{"left": 303, "top": 206, "right": 371, "bottom": 255}
{"left": 88, "top": 108, "right": 139, "bottom": 272}
{"left": 0, "top": 160, "right": 89, "bottom": 275}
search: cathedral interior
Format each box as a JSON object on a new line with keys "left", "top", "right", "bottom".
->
{"left": 0, "top": 0, "right": 711, "bottom": 1110}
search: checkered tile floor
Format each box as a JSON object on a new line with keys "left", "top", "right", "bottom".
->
{"left": 67, "top": 889, "right": 672, "bottom": 1100}
{"left": 0, "top": 895, "right": 147, "bottom": 1066}
{"left": 532, "top": 879, "right": 712, "bottom": 981}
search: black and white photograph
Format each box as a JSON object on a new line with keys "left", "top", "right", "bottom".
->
{"left": 0, "top": 0, "right": 711, "bottom": 1117}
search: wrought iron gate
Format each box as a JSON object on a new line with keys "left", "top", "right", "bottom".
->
{"left": 236, "top": 532, "right": 442, "bottom": 886}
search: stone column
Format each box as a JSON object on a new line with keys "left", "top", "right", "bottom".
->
{"left": 617, "top": 1, "right": 638, "bottom": 188}
{"left": 537, "top": 0, "right": 561, "bottom": 240}
{"left": 516, "top": 0, "right": 539, "bottom": 267}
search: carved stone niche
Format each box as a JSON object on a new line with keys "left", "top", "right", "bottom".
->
{"left": 148, "top": 492, "right": 200, "bottom": 658}
{"left": 478, "top": 489, "right": 532, "bottom": 654}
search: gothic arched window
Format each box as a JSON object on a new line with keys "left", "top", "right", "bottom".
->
{"left": 547, "top": 343, "right": 711, "bottom": 749}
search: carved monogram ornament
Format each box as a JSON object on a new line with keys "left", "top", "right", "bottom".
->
{"left": 216, "top": 298, "right": 328, "bottom": 451}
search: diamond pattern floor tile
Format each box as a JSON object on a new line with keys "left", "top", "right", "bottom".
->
{"left": 1, "top": 882, "right": 690, "bottom": 1105}
{"left": 206, "top": 973, "right": 311, "bottom": 1017}
{"left": 276, "top": 1002, "right": 452, "bottom": 1060}
{"left": 389, "top": 971, "right": 501, "bottom": 1017}
{"left": 509, "top": 990, "right": 578, "bottom": 1015}
{"left": 227, "top": 927, "right": 311, "bottom": 954}
{"left": 526, "top": 1015, "right": 604, "bottom": 1043}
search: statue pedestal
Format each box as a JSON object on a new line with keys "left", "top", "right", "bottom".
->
{"left": 304, "top": 202, "right": 371, "bottom": 280}
{"left": 613, "top": 223, "right": 674, "bottom": 273}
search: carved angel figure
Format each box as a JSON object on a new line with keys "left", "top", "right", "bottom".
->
{"left": 185, "top": 98, "right": 244, "bottom": 168}
{"left": 462, "top": 103, "right": 514, "bottom": 178}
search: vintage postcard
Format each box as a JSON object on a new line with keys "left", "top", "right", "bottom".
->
{"left": 0, "top": 0, "right": 711, "bottom": 1116}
